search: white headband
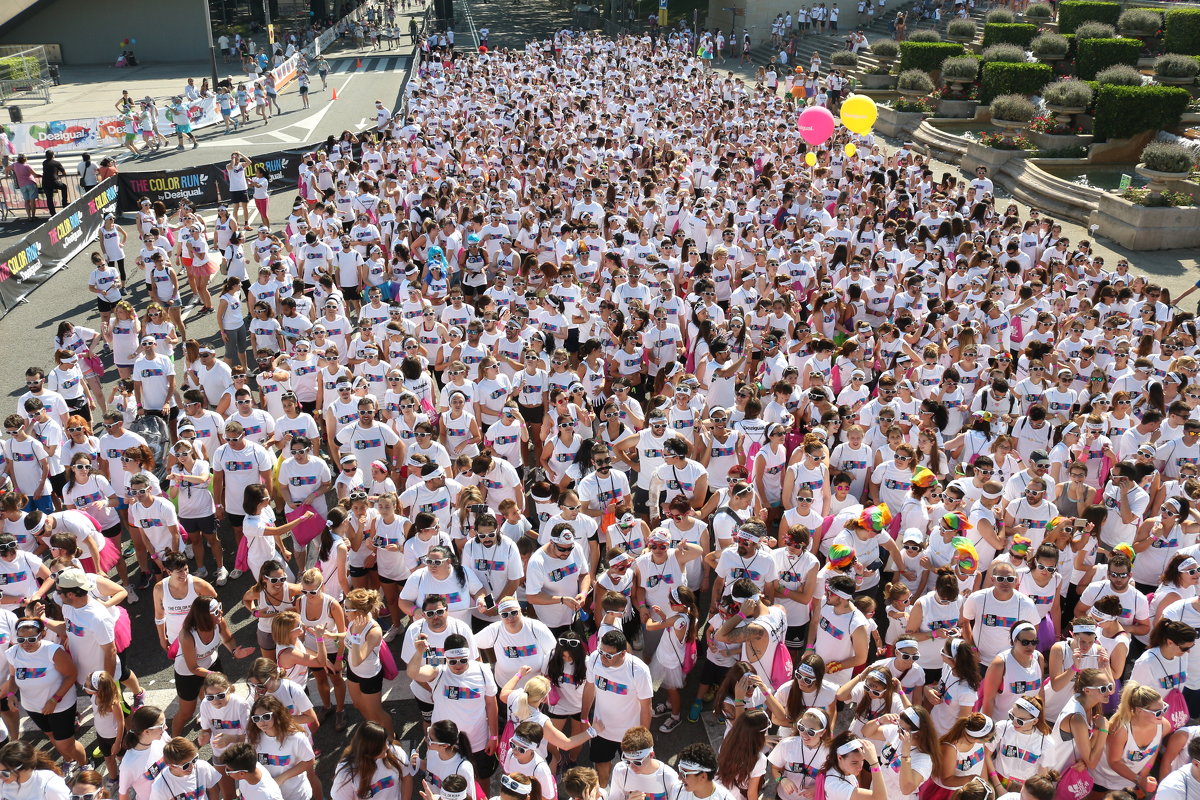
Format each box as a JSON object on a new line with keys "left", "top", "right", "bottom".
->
{"left": 807, "top": 708, "right": 829, "bottom": 728}
{"left": 444, "top": 648, "right": 470, "bottom": 659}
{"left": 950, "top": 638, "right": 961, "bottom": 657}
{"left": 837, "top": 739, "right": 865, "bottom": 756}
{"left": 967, "top": 717, "right": 995, "bottom": 737}
{"left": 441, "top": 788, "right": 469, "bottom": 800}
{"left": 425, "top": 468, "right": 445, "bottom": 480}
{"left": 497, "top": 598, "right": 521, "bottom": 612}
{"left": 1012, "top": 622, "right": 1037, "bottom": 641}
{"left": 1014, "top": 697, "right": 1040, "bottom": 718}
{"left": 677, "top": 760, "right": 709, "bottom": 774}
{"left": 1182, "top": 558, "right": 1200, "bottom": 572}
{"left": 1073, "top": 624, "right": 1097, "bottom": 635}
{"left": 895, "top": 639, "right": 919, "bottom": 653}
{"left": 623, "top": 747, "right": 653, "bottom": 761}
{"left": 828, "top": 586, "right": 852, "bottom": 600}
{"left": 1092, "top": 611, "right": 1115, "bottom": 623}
{"left": 900, "top": 707, "right": 921, "bottom": 729}
{"left": 500, "top": 775, "right": 533, "bottom": 796}
{"left": 981, "top": 487, "right": 1002, "bottom": 499}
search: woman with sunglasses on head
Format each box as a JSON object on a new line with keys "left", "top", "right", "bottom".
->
{"left": 172, "top": 595, "right": 254, "bottom": 736}
{"left": 861, "top": 705, "right": 942, "bottom": 800}
{"left": 817, "top": 733, "right": 889, "bottom": 800}
{"left": 0, "top": 741, "right": 69, "bottom": 800}
{"left": 1089, "top": 682, "right": 1171, "bottom": 796}
{"left": 245, "top": 694, "right": 318, "bottom": 800}
{"left": 768, "top": 707, "right": 832, "bottom": 800}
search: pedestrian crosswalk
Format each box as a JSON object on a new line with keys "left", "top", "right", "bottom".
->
{"left": 323, "top": 55, "right": 411, "bottom": 73}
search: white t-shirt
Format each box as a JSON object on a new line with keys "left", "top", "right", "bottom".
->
{"left": 584, "top": 650, "right": 654, "bottom": 743}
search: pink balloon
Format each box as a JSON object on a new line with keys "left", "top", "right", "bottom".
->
{"left": 797, "top": 106, "right": 835, "bottom": 147}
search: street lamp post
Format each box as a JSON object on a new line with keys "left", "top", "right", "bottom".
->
{"left": 202, "top": 0, "right": 219, "bottom": 87}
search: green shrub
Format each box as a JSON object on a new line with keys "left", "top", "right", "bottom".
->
{"left": 898, "top": 41, "right": 965, "bottom": 72}
{"left": 1077, "top": 37, "right": 1140, "bottom": 80}
{"left": 947, "top": 18, "right": 977, "bottom": 39}
{"left": 1117, "top": 7, "right": 1162, "bottom": 34}
{"left": 1043, "top": 78, "right": 1095, "bottom": 106}
{"left": 1164, "top": 9, "right": 1200, "bottom": 55}
{"left": 1032, "top": 32, "right": 1070, "bottom": 56}
{"left": 1156, "top": 53, "right": 1199, "bottom": 78}
{"left": 1075, "top": 21, "right": 1116, "bottom": 40}
{"left": 1025, "top": 3, "right": 1054, "bottom": 20}
{"left": 987, "top": 8, "right": 1016, "bottom": 23}
{"left": 991, "top": 93, "right": 1037, "bottom": 121}
{"left": 1140, "top": 141, "right": 1196, "bottom": 172}
{"left": 897, "top": 68, "right": 936, "bottom": 92}
{"left": 869, "top": 39, "right": 900, "bottom": 58}
{"left": 942, "top": 55, "right": 980, "bottom": 81}
{"left": 831, "top": 50, "right": 859, "bottom": 66}
{"left": 1092, "top": 84, "right": 1190, "bottom": 139}
{"left": 908, "top": 29, "right": 943, "bottom": 43}
{"left": 1058, "top": 0, "right": 1120, "bottom": 33}
{"left": 979, "top": 61, "right": 1054, "bottom": 101}
{"left": 1095, "top": 64, "right": 1144, "bottom": 85}
{"left": 983, "top": 23, "right": 1039, "bottom": 47}
{"left": 0, "top": 56, "right": 38, "bottom": 80}
{"left": 981, "top": 43, "right": 1028, "bottom": 63}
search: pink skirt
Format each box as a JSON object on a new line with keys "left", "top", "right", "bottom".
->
{"left": 81, "top": 537, "right": 121, "bottom": 575}
{"left": 114, "top": 605, "right": 132, "bottom": 652}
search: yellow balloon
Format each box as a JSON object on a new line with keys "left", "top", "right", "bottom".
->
{"left": 845, "top": 143, "right": 858, "bottom": 158}
{"left": 805, "top": 152, "right": 817, "bottom": 166}
{"left": 840, "top": 94, "right": 878, "bottom": 135}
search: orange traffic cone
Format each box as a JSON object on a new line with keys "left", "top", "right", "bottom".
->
{"left": 356, "top": 58, "right": 362, "bottom": 68}
{"left": 331, "top": 87, "right": 338, "bottom": 100}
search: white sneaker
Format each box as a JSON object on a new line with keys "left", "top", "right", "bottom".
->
{"left": 185, "top": 543, "right": 195, "bottom": 559}
{"left": 126, "top": 587, "right": 139, "bottom": 604}
{"left": 384, "top": 625, "right": 400, "bottom": 643}
{"left": 228, "top": 569, "right": 243, "bottom": 580}
{"left": 214, "top": 567, "right": 229, "bottom": 586}
{"left": 195, "top": 566, "right": 209, "bottom": 579}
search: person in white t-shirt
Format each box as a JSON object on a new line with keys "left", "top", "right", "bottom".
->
{"left": 580, "top": 628, "right": 654, "bottom": 784}
{"left": 223, "top": 741, "right": 285, "bottom": 800}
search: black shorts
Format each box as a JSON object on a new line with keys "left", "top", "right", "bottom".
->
{"left": 182, "top": 515, "right": 218, "bottom": 536}
{"left": 226, "top": 512, "right": 246, "bottom": 530}
{"left": 300, "top": 401, "right": 316, "bottom": 415}
{"left": 176, "top": 663, "right": 221, "bottom": 702}
{"left": 589, "top": 735, "right": 621, "bottom": 764}
{"left": 921, "top": 667, "right": 943, "bottom": 685}
{"left": 519, "top": 404, "right": 544, "bottom": 425}
{"left": 785, "top": 624, "right": 809, "bottom": 649}
{"left": 28, "top": 707, "right": 77, "bottom": 740}
{"left": 229, "top": 190, "right": 250, "bottom": 204}
{"left": 417, "top": 698, "right": 434, "bottom": 721}
{"left": 340, "top": 285, "right": 361, "bottom": 302}
{"left": 697, "top": 657, "right": 730, "bottom": 687}
{"left": 547, "top": 710, "right": 582, "bottom": 721}
{"left": 378, "top": 574, "right": 401, "bottom": 585}
{"left": 102, "top": 523, "right": 123, "bottom": 539}
{"left": 49, "top": 471, "right": 67, "bottom": 497}
{"left": 346, "top": 665, "right": 383, "bottom": 694}
{"left": 349, "top": 564, "right": 375, "bottom": 579}
{"left": 97, "top": 298, "right": 119, "bottom": 313}
{"left": 96, "top": 735, "right": 116, "bottom": 757}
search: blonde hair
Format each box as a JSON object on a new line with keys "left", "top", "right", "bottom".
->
{"left": 1110, "top": 681, "right": 1163, "bottom": 730}
{"left": 271, "top": 610, "right": 301, "bottom": 647}
{"left": 300, "top": 567, "right": 323, "bottom": 586}
{"left": 520, "top": 676, "right": 551, "bottom": 714}
{"left": 345, "top": 588, "right": 381, "bottom": 615}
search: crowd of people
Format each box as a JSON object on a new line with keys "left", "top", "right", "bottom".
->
{"left": 4, "top": 22, "right": 1200, "bottom": 800}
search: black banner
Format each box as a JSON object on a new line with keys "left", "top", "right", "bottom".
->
{"left": 0, "top": 179, "right": 120, "bottom": 315}
{"left": 117, "top": 148, "right": 307, "bottom": 212}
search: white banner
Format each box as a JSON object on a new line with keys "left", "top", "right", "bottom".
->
{"left": 3, "top": 96, "right": 220, "bottom": 155}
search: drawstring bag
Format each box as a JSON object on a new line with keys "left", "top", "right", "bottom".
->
{"left": 1166, "top": 687, "right": 1189, "bottom": 730}
{"left": 1055, "top": 765, "right": 1095, "bottom": 800}
{"left": 770, "top": 641, "right": 794, "bottom": 688}
{"left": 379, "top": 641, "right": 400, "bottom": 681}
{"left": 1037, "top": 614, "right": 1057, "bottom": 652}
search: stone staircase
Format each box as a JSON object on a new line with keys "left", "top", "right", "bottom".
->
{"left": 744, "top": 2, "right": 992, "bottom": 81}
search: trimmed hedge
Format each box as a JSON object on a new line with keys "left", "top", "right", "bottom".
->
{"left": 1164, "top": 8, "right": 1200, "bottom": 55}
{"left": 898, "top": 41, "right": 966, "bottom": 73}
{"left": 1092, "top": 84, "right": 1190, "bottom": 140}
{"left": 982, "top": 23, "right": 1039, "bottom": 47}
{"left": 1058, "top": 0, "right": 1120, "bottom": 33}
{"left": 1077, "top": 37, "right": 1140, "bottom": 79}
{"left": 0, "top": 56, "right": 38, "bottom": 80}
{"left": 979, "top": 61, "right": 1054, "bottom": 102}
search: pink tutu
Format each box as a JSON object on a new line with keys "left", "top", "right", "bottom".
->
{"left": 114, "top": 605, "right": 132, "bottom": 652}
{"left": 82, "top": 537, "right": 121, "bottom": 575}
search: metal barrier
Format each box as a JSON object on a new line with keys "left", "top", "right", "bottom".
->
{"left": 0, "top": 45, "right": 52, "bottom": 106}
{"left": 0, "top": 169, "right": 83, "bottom": 219}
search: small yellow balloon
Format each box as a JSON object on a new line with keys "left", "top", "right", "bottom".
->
{"left": 805, "top": 152, "right": 817, "bottom": 166}
{"left": 840, "top": 94, "right": 879, "bottom": 135}
{"left": 845, "top": 143, "right": 858, "bottom": 158}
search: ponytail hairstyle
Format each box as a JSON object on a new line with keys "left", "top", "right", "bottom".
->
{"left": 86, "top": 669, "right": 121, "bottom": 715}
{"left": 1072, "top": 667, "right": 1108, "bottom": 697}
{"left": 1110, "top": 682, "right": 1163, "bottom": 730}
{"left": 516, "top": 676, "right": 551, "bottom": 721}
{"left": 669, "top": 585, "right": 699, "bottom": 644}
{"left": 122, "top": 705, "right": 166, "bottom": 751}
{"left": 943, "top": 637, "right": 983, "bottom": 690}
{"left": 320, "top": 507, "right": 348, "bottom": 563}
{"left": 941, "top": 712, "right": 994, "bottom": 746}
{"left": 0, "top": 740, "right": 61, "bottom": 775}
{"left": 427, "top": 718, "right": 472, "bottom": 760}
{"left": 247, "top": 656, "right": 285, "bottom": 688}
{"left": 1022, "top": 773, "right": 1061, "bottom": 800}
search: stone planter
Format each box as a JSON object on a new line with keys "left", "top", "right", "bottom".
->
{"left": 1156, "top": 75, "right": 1196, "bottom": 86}
{"left": 1182, "top": 111, "right": 1200, "bottom": 125}
{"left": 877, "top": 104, "right": 929, "bottom": 137}
{"left": 1029, "top": 131, "right": 1091, "bottom": 151}
{"left": 1136, "top": 163, "right": 1191, "bottom": 196}
{"left": 992, "top": 116, "right": 1029, "bottom": 144}
{"left": 1095, "top": 191, "right": 1200, "bottom": 250}
{"left": 938, "top": 98, "right": 979, "bottom": 118}
{"left": 967, "top": 140, "right": 1026, "bottom": 172}
{"left": 862, "top": 73, "right": 898, "bottom": 89}
{"left": 1045, "top": 103, "right": 1086, "bottom": 130}
{"left": 948, "top": 33, "right": 975, "bottom": 43}
{"left": 897, "top": 86, "right": 930, "bottom": 98}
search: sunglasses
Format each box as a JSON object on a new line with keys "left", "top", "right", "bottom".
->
{"left": 446, "top": 657, "right": 470, "bottom": 666}
{"left": 204, "top": 692, "right": 229, "bottom": 701}
{"left": 250, "top": 712, "right": 274, "bottom": 723}
{"left": 994, "top": 575, "right": 1016, "bottom": 584}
